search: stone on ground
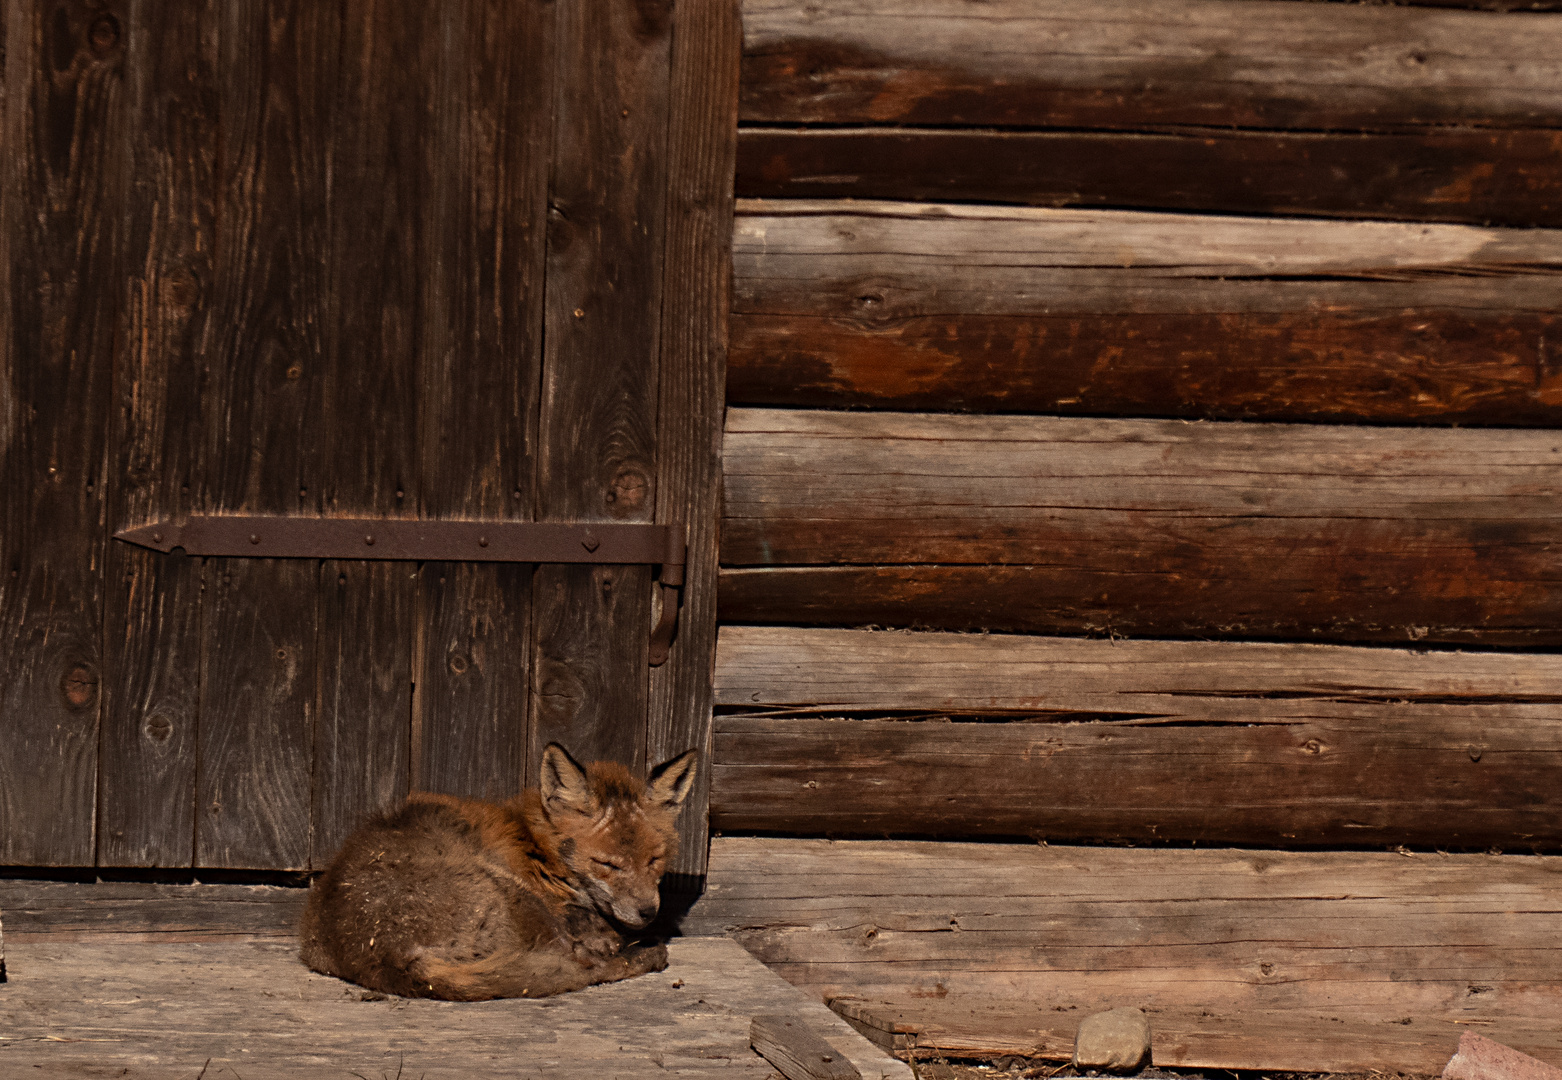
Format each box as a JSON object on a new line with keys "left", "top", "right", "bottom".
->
{"left": 1073, "top": 1006, "right": 1151, "bottom": 1073}
{"left": 1444, "top": 1031, "right": 1562, "bottom": 1080}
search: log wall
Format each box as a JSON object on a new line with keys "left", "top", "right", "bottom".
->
{"left": 715, "top": 0, "right": 1562, "bottom": 849}
{"left": 711, "top": 627, "right": 1562, "bottom": 846}
{"left": 736, "top": 0, "right": 1562, "bottom": 224}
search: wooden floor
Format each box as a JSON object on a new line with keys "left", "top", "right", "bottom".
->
{"left": 6, "top": 836, "right": 1562, "bottom": 1077}
{"left": 684, "top": 838, "right": 1562, "bottom": 1076}
{"left": 0, "top": 881, "right": 909, "bottom": 1080}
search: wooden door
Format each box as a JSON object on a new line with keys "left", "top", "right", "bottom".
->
{"left": 0, "top": 0, "right": 738, "bottom": 880}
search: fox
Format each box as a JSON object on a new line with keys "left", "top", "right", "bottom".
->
{"left": 298, "top": 742, "right": 698, "bottom": 1000}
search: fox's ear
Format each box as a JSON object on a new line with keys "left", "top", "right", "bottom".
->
{"left": 646, "top": 748, "right": 699, "bottom": 810}
{"left": 540, "top": 743, "right": 596, "bottom": 817}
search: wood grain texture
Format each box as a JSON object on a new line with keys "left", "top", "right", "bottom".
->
{"left": 413, "top": 561, "right": 532, "bottom": 802}
{"left": 712, "top": 626, "right": 1562, "bottom": 845}
{"left": 411, "top": 0, "right": 552, "bottom": 801}
{"left": 316, "top": 562, "right": 409, "bottom": 862}
{"left": 308, "top": 0, "right": 432, "bottom": 862}
{"left": 0, "top": 880, "right": 304, "bottom": 942}
{"left": 740, "top": 0, "right": 1562, "bottom": 130}
{"left": 712, "top": 714, "right": 1561, "bottom": 847}
{"left": 721, "top": 409, "right": 1562, "bottom": 645}
{"left": 830, "top": 997, "right": 1562, "bottom": 1075}
{"left": 752, "top": 1014, "right": 862, "bottom": 1080}
{"left": 99, "top": 0, "right": 215, "bottom": 870}
{"left": 0, "top": 0, "right": 123, "bottom": 866}
{"left": 647, "top": 0, "right": 741, "bottom": 878}
{"left": 728, "top": 310, "right": 1562, "bottom": 426}
{"left": 0, "top": 937, "right": 912, "bottom": 1080}
{"left": 712, "top": 626, "right": 1562, "bottom": 714}
{"left": 196, "top": 0, "right": 337, "bottom": 870}
{"left": 0, "top": 935, "right": 911, "bottom": 1080}
{"left": 530, "top": 0, "right": 674, "bottom": 776}
{"left": 733, "top": 200, "right": 1562, "bottom": 315}
{"left": 686, "top": 837, "right": 1562, "bottom": 1073}
{"left": 735, "top": 128, "right": 1562, "bottom": 228}
{"left": 197, "top": 561, "right": 315, "bottom": 871}
{"left": 731, "top": 200, "right": 1562, "bottom": 425}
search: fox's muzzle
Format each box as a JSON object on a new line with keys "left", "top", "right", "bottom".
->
{"left": 613, "top": 896, "right": 660, "bottom": 929}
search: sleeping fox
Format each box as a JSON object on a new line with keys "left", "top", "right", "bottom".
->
{"left": 299, "top": 743, "right": 698, "bottom": 1000}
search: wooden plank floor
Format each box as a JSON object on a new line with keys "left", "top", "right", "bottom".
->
{"left": 684, "top": 838, "right": 1562, "bottom": 1075}
{"left": 0, "top": 882, "right": 910, "bottom": 1080}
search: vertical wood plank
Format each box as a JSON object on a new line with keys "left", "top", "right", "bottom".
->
{"left": 410, "top": 0, "right": 552, "bottom": 801}
{"left": 646, "top": 0, "right": 741, "bottom": 878}
{"left": 310, "top": 0, "right": 430, "bottom": 864}
{"left": 0, "top": 0, "right": 123, "bottom": 866}
{"left": 412, "top": 562, "right": 532, "bottom": 801}
{"left": 530, "top": 0, "right": 674, "bottom": 777}
{"left": 315, "top": 562, "right": 409, "bottom": 860}
{"left": 198, "top": 559, "right": 315, "bottom": 869}
{"left": 197, "top": 0, "right": 336, "bottom": 870}
{"left": 99, "top": 0, "right": 216, "bottom": 869}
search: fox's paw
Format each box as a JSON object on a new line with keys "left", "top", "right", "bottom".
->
{"left": 622, "top": 942, "right": 669, "bottom": 975}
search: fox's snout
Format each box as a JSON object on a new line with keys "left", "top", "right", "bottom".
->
{"left": 611, "top": 895, "right": 661, "bottom": 929}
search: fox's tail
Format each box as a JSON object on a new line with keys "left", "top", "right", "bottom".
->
{"left": 403, "top": 941, "right": 666, "bottom": 1000}
{"left": 408, "top": 947, "right": 560, "bottom": 1000}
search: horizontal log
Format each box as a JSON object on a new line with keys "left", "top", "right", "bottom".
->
{"left": 718, "top": 563, "right": 1562, "bottom": 646}
{"left": 728, "top": 311, "right": 1562, "bottom": 426}
{"left": 735, "top": 128, "right": 1562, "bottom": 228}
{"left": 711, "top": 626, "right": 1562, "bottom": 845}
{"left": 741, "top": 0, "right": 1562, "bottom": 130}
{"left": 731, "top": 201, "right": 1562, "bottom": 424}
{"left": 712, "top": 716, "right": 1560, "bottom": 846}
{"left": 721, "top": 409, "right": 1562, "bottom": 644}
{"left": 687, "top": 837, "right": 1562, "bottom": 1073}
{"left": 713, "top": 626, "right": 1562, "bottom": 713}
{"left": 0, "top": 880, "right": 305, "bottom": 942}
{"left": 733, "top": 201, "right": 1562, "bottom": 317}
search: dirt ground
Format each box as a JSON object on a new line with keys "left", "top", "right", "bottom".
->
{"left": 903, "top": 1061, "right": 1434, "bottom": 1080}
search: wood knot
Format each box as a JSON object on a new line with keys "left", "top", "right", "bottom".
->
{"left": 144, "top": 713, "right": 174, "bottom": 743}
{"left": 89, "top": 13, "right": 120, "bottom": 54}
{"left": 163, "top": 268, "right": 200, "bottom": 311}
{"left": 606, "top": 468, "right": 650, "bottom": 515}
{"left": 61, "top": 664, "right": 98, "bottom": 710}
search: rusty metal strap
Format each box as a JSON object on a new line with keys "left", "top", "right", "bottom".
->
{"left": 114, "top": 516, "right": 687, "bottom": 666}
{"left": 115, "top": 516, "right": 684, "bottom": 567}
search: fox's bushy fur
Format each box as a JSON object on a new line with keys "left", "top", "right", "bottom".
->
{"left": 299, "top": 743, "right": 698, "bottom": 1000}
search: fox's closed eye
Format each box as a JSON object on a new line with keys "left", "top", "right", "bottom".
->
{"left": 593, "top": 858, "right": 626, "bottom": 872}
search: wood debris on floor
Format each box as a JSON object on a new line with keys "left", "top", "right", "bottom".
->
{"left": 0, "top": 881, "right": 909, "bottom": 1080}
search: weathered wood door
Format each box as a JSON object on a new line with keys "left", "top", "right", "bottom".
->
{"left": 0, "top": 0, "right": 737, "bottom": 877}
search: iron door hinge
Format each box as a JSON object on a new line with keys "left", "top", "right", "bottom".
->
{"left": 114, "top": 517, "right": 686, "bottom": 666}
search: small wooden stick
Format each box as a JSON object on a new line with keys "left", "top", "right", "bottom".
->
{"left": 752, "top": 1013, "right": 861, "bottom": 1080}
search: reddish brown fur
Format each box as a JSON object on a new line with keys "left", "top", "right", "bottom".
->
{"left": 299, "top": 744, "right": 698, "bottom": 1000}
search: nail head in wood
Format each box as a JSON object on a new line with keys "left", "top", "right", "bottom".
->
{"left": 751, "top": 1013, "right": 860, "bottom": 1080}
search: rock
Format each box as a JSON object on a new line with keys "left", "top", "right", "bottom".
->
{"left": 1073, "top": 1007, "right": 1151, "bottom": 1073}
{"left": 1443, "top": 1032, "right": 1562, "bottom": 1080}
